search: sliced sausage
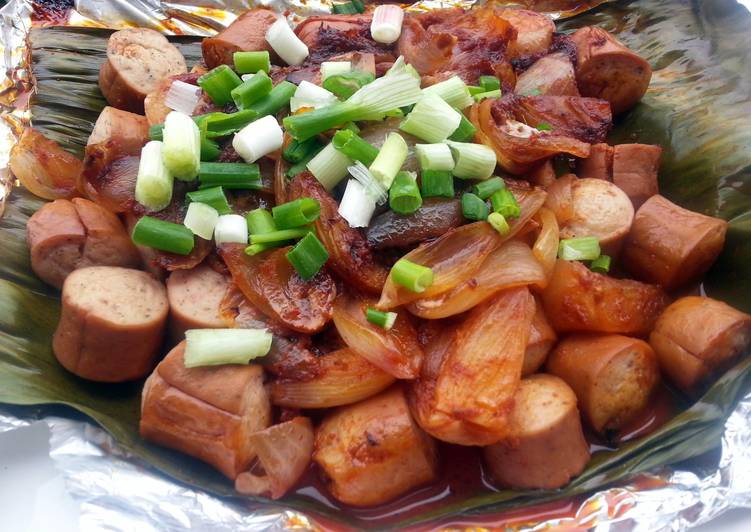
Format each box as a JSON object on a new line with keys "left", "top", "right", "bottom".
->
{"left": 649, "top": 296, "right": 751, "bottom": 395}
{"left": 202, "top": 9, "right": 278, "bottom": 69}
{"left": 496, "top": 9, "right": 555, "bottom": 60}
{"left": 27, "top": 198, "right": 140, "bottom": 288}
{"left": 53, "top": 266, "right": 168, "bottom": 381}
{"left": 99, "top": 28, "right": 187, "bottom": 114}
{"left": 140, "top": 341, "right": 271, "bottom": 479}
{"left": 541, "top": 259, "right": 669, "bottom": 336}
{"left": 547, "top": 334, "right": 661, "bottom": 434}
{"left": 612, "top": 144, "right": 661, "bottom": 208}
{"left": 313, "top": 386, "right": 439, "bottom": 507}
{"left": 87, "top": 106, "right": 150, "bottom": 155}
{"left": 482, "top": 374, "right": 590, "bottom": 489}
{"left": 166, "top": 265, "right": 229, "bottom": 342}
{"left": 576, "top": 142, "right": 613, "bottom": 181}
{"left": 571, "top": 26, "right": 652, "bottom": 115}
{"left": 523, "top": 299, "right": 556, "bottom": 376}
{"left": 622, "top": 195, "right": 728, "bottom": 290}
{"left": 515, "top": 52, "right": 580, "bottom": 97}
{"left": 559, "top": 177, "right": 634, "bottom": 254}
{"left": 144, "top": 73, "right": 200, "bottom": 127}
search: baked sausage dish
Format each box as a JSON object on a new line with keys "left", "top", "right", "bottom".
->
{"left": 9, "top": 2, "right": 751, "bottom": 511}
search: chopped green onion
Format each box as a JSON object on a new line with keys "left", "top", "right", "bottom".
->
{"left": 200, "top": 134, "right": 220, "bottom": 161}
{"left": 467, "top": 85, "right": 484, "bottom": 96}
{"left": 184, "top": 328, "right": 272, "bottom": 368}
{"left": 489, "top": 188, "right": 521, "bottom": 218}
{"left": 214, "top": 214, "right": 248, "bottom": 246}
{"left": 183, "top": 202, "right": 219, "bottom": 240}
{"left": 352, "top": 0, "right": 365, "bottom": 13}
{"left": 366, "top": 308, "right": 397, "bottom": 330}
{"left": 399, "top": 94, "right": 461, "bottom": 143}
{"left": 342, "top": 121, "right": 360, "bottom": 134}
{"left": 461, "top": 192, "right": 489, "bottom": 221}
{"left": 250, "top": 227, "right": 313, "bottom": 245}
{"left": 338, "top": 178, "right": 376, "bottom": 227}
{"left": 148, "top": 124, "right": 164, "bottom": 141}
{"left": 370, "top": 4, "right": 405, "bottom": 44}
{"left": 132, "top": 216, "right": 194, "bottom": 255}
{"left": 165, "top": 80, "right": 201, "bottom": 116}
{"left": 348, "top": 161, "right": 387, "bottom": 205}
{"left": 134, "top": 140, "right": 173, "bottom": 211}
{"left": 558, "top": 237, "right": 601, "bottom": 261}
{"left": 290, "top": 80, "right": 338, "bottom": 112}
{"left": 420, "top": 169, "right": 454, "bottom": 198}
{"left": 415, "top": 143, "right": 455, "bottom": 172}
{"left": 590, "top": 254, "right": 612, "bottom": 273}
{"left": 479, "top": 75, "right": 501, "bottom": 92}
{"left": 487, "top": 212, "right": 510, "bottom": 235}
{"left": 446, "top": 140, "right": 496, "bottom": 180}
{"left": 245, "top": 81, "right": 297, "bottom": 118}
{"left": 448, "top": 114, "right": 477, "bottom": 142}
{"left": 389, "top": 171, "right": 422, "bottom": 214}
{"left": 536, "top": 121, "right": 553, "bottom": 131}
{"left": 232, "top": 115, "right": 283, "bottom": 163}
{"left": 369, "top": 132, "right": 408, "bottom": 189}
{"left": 320, "top": 61, "right": 351, "bottom": 80}
{"left": 186, "top": 186, "right": 231, "bottom": 215}
{"left": 471, "top": 176, "right": 506, "bottom": 200}
{"left": 473, "top": 89, "right": 502, "bottom": 102}
{"left": 272, "top": 198, "right": 321, "bottom": 229}
{"left": 307, "top": 142, "right": 353, "bottom": 190}
{"left": 391, "top": 259, "right": 433, "bottom": 293}
{"left": 422, "top": 75, "right": 474, "bottom": 109}
{"left": 234, "top": 51, "right": 271, "bottom": 74}
{"left": 197, "top": 65, "right": 242, "bottom": 106}
{"left": 231, "top": 70, "right": 273, "bottom": 110}
{"left": 265, "top": 18, "right": 309, "bottom": 66}
{"left": 287, "top": 143, "right": 324, "bottom": 178}
{"left": 323, "top": 71, "right": 376, "bottom": 100}
{"left": 246, "top": 208, "right": 276, "bottom": 235}
{"left": 332, "top": 1, "right": 358, "bottom": 14}
{"left": 283, "top": 137, "right": 321, "bottom": 164}
{"left": 162, "top": 111, "right": 201, "bottom": 181}
{"left": 332, "top": 129, "right": 379, "bottom": 166}
{"left": 196, "top": 110, "right": 259, "bottom": 138}
{"left": 286, "top": 232, "right": 329, "bottom": 280}
{"left": 198, "top": 162, "right": 262, "bottom": 189}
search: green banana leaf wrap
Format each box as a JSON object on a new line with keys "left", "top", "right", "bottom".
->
{"left": 1, "top": 0, "right": 750, "bottom": 528}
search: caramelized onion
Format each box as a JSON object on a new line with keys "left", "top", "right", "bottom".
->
{"left": 235, "top": 417, "right": 314, "bottom": 499}
{"left": 408, "top": 241, "right": 546, "bottom": 319}
{"left": 9, "top": 128, "right": 82, "bottom": 200}
{"left": 271, "top": 348, "right": 395, "bottom": 408}
{"left": 332, "top": 294, "right": 423, "bottom": 379}
{"left": 531, "top": 206, "right": 559, "bottom": 282}
{"left": 544, "top": 173, "right": 576, "bottom": 225}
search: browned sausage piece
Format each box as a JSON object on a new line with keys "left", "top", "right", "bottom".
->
{"left": 515, "top": 53, "right": 580, "bottom": 97}
{"left": 53, "top": 266, "right": 168, "bottom": 381}
{"left": 482, "top": 375, "right": 590, "bottom": 489}
{"left": 547, "top": 334, "right": 660, "bottom": 434}
{"left": 99, "top": 28, "right": 187, "bottom": 114}
{"left": 496, "top": 9, "right": 555, "bottom": 59}
{"left": 576, "top": 142, "right": 613, "bottom": 181}
{"left": 559, "top": 177, "right": 634, "bottom": 254}
{"left": 649, "top": 297, "right": 751, "bottom": 395}
{"left": 612, "top": 144, "right": 661, "bottom": 208}
{"left": 523, "top": 300, "right": 556, "bottom": 376}
{"left": 166, "top": 265, "right": 229, "bottom": 342}
{"left": 140, "top": 341, "right": 271, "bottom": 479}
{"left": 27, "top": 198, "right": 141, "bottom": 288}
{"left": 571, "top": 26, "right": 652, "bottom": 115}
{"left": 541, "top": 259, "right": 669, "bottom": 335}
{"left": 623, "top": 195, "right": 727, "bottom": 290}
{"left": 313, "top": 386, "right": 439, "bottom": 507}
{"left": 87, "top": 106, "right": 150, "bottom": 155}
{"left": 202, "top": 9, "right": 279, "bottom": 69}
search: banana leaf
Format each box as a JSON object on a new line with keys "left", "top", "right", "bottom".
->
{"left": 2, "top": 0, "right": 751, "bottom": 528}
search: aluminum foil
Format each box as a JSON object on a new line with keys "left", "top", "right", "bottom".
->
{"left": 0, "top": 0, "right": 749, "bottom": 529}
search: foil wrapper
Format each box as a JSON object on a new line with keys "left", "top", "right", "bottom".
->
{"left": 1, "top": 0, "right": 750, "bottom": 529}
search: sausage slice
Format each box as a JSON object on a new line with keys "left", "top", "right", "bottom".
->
{"left": 577, "top": 142, "right": 613, "bottom": 181}
{"left": 496, "top": 9, "right": 555, "bottom": 59}
{"left": 523, "top": 299, "right": 556, "bottom": 376}
{"left": 515, "top": 53, "right": 580, "bottom": 97}
{"left": 483, "top": 375, "right": 590, "bottom": 489}
{"left": 99, "top": 28, "right": 187, "bottom": 114}
{"left": 571, "top": 26, "right": 652, "bottom": 115}
{"left": 202, "top": 9, "right": 278, "bottom": 69}
{"left": 612, "top": 144, "right": 661, "bottom": 208}
{"left": 547, "top": 334, "right": 660, "bottom": 435}
{"left": 623, "top": 195, "right": 727, "bottom": 290}
{"left": 166, "top": 265, "right": 229, "bottom": 341}
{"left": 53, "top": 266, "right": 168, "bottom": 381}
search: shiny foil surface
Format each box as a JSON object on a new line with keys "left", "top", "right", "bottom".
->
{"left": 1, "top": 0, "right": 750, "bottom": 530}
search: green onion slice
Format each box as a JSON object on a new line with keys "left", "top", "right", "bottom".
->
{"left": 558, "top": 237, "right": 601, "bottom": 261}
{"left": 272, "top": 198, "right": 321, "bottom": 229}
{"left": 489, "top": 188, "right": 521, "bottom": 218}
{"left": 286, "top": 232, "right": 330, "bottom": 280}
{"left": 421, "top": 169, "right": 455, "bottom": 198}
{"left": 391, "top": 259, "right": 434, "bottom": 293}
{"left": 234, "top": 51, "right": 271, "bottom": 74}
{"left": 389, "top": 171, "right": 422, "bottom": 215}
{"left": 461, "top": 192, "right": 489, "bottom": 221}
{"left": 197, "top": 65, "right": 242, "bottom": 106}
{"left": 132, "top": 216, "right": 195, "bottom": 255}
{"left": 186, "top": 186, "right": 231, "bottom": 215}
{"left": 184, "top": 328, "right": 272, "bottom": 368}
{"left": 365, "top": 308, "right": 398, "bottom": 330}
{"left": 590, "top": 254, "right": 612, "bottom": 273}
{"left": 487, "top": 212, "right": 510, "bottom": 236}
{"left": 471, "top": 176, "right": 506, "bottom": 200}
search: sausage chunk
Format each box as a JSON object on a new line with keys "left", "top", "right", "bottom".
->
{"left": 202, "top": 9, "right": 278, "bottom": 69}
{"left": 612, "top": 144, "right": 661, "bottom": 208}
{"left": 140, "top": 341, "right": 271, "bottom": 479}
{"left": 576, "top": 142, "right": 612, "bottom": 181}
{"left": 547, "top": 334, "right": 661, "bottom": 435}
{"left": 87, "top": 106, "right": 150, "bottom": 155}
{"left": 523, "top": 299, "right": 556, "bottom": 376}
{"left": 482, "top": 375, "right": 590, "bottom": 489}
{"left": 496, "top": 9, "right": 555, "bottom": 59}
{"left": 53, "top": 266, "right": 168, "bottom": 381}
{"left": 542, "top": 259, "right": 669, "bottom": 335}
{"left": 313, "top": 387, "right": 439, "bottom": 507}
{"left": 571, "top": 26, "right": 652, "bottom": 115}
{"left": 166, "top": 265, "right": 229, "bottom": 341}
{"left": 649, "top": 297, "right": 751, "bottom": 395}
{"left": 515, "top": 53, "right": 580, "bottom": 97}
{"left": 623, "top": 195, "right": 728, "bottom": 290}
{"left": 99, "top": 28, "right": 187, "bottom": 114}
{"left": 27, "top": 198, "right": 140, "bottom": 288}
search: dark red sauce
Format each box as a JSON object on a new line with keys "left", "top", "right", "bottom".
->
{"left": 31, "top": 0, "right": 73, "bottom": 25}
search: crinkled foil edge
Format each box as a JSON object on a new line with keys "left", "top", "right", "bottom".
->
{"left": 1, "top": 0, "right": 750, "bottom": 530}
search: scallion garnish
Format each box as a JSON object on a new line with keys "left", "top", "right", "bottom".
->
{"left": 558, "top": 237, "right": 601, "bottom": 261}
{"left": 165, "top": 80, "right": 201, "bottom": 116}
{"left": 332, "top": 129, "right": 379, "bottom": 166}
{"left": 422, "top": 75, "right": 474, "bottom": 109}
{"left": 250, "top": 227, "right": 313, "bottom": 245}
{"left": 186, "top": 186, "right": 231, "bottom": 215}
{"left": 183, "top": 202, "right": 219, "bottom": 240}
{"left": 461, "top": 192, "right": 489, "bottom": 221}
{"left": 322, "top": 71, "right": 375, "bottom": 100}
{"left": 162, "top": 111, "right": 201, "bottom": 181}
{"left": 184, "top": 328, "right": 272, "bottom": 368}
{"left": 487, "top": 212, "right": 510, "bottom": 236}
{"left": 369, "top": 132, "right": 408, "bottom": 189}
{"left": 198, "top": 162, "right": 262, "bottom": 190}
{"left": 389, "top": 171, "right": 422, "bottom": 215}
{"left": 200, "top": 134, "right": 220, "bottom": 162}
{"left": 231, "top": 70, "right": 273, "bottom": 110}
{"left": 536, "top": 122, "right": 553, "bottom": 131}
{"left": 446, "top": 140, "right": 496, "bottom": 180}
{"left": 473, "top": 89, "right": 502, "bottom": 102}
{"left": 365, "top": 308, "right": 397, "bottom": 330}
{"left": 265, "top": 17, "right": 309, "bottom": 66}
{"left": 320, "top": 61, "right": 351, "bottom": 81}
{"left": 370, "top": 4, "right": 404, "bottom": 44}
{"left": 287, "top": 143, "right": 324, "bottom": 178}
{"left": 338, "top": 178, "right": 377, "bottom": 228}
{"left": 245, "top": 208, "right": 278, "bottom": 255}
{"left": 245, "top": 81, "right": 297, "bottom": 118}
{"left": 471, "top": 176, "right": 506, "bottom": 200}
{"left": 479, "top": 75, "right": 501, "bottom": 92}
{"left": 489, "top": 188, "right": 521, "bottom": 218}
{"left": 232, "top": 115, "right": 283, "bottom": 163}
{"left": 448, "top": 114, "right": 478, "bottom": 142}
{"left": 391, "top": 259, "right": 434, "bottom": 293}
{"left": 286, "top": 232, "right": 330, "bottom": 280}
{"left": 214, "top": 214, "right": 249, "bottom": 246}
{"left": 272, "top": 198, "right": 321, "bottom": 229}
{"left": 420, "top": 169, "right": 455, "bottom": 198}
{"left": 332, "top": 1, "right": 359, "bottom": 14}
{"left": 134, "top": 140, "right": 173, "bottom": 212}
{"left": 283, "top": 137, "right": 322, "bottom": 164}
{"left": 415, "top": 143, "right": 455, "bottom": 172}
{"left": 307, "top": 142, "right": 353, "bottom": 191}
{"left": 197, "top": 65, "right": 242, "bottom": 106}
{"left": 467, "top": 85, "right": 484, "bottom": 96}
{"left": 234, "top": 51, "right": 271, "bottom": 74}
{"left": 196, "top": 110, "right": 258, "bottom": 138}
{"left": 132, "top": 216, "right": 195, "bottom": 255}
{"left": 399, "top": 94, "right": 461, "bottom": 143}
{"left": 590, "top": 254, "right": 612, "bottom": 273}
{"left": 290, "top": 80, "right": 338, "bottom": 112}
